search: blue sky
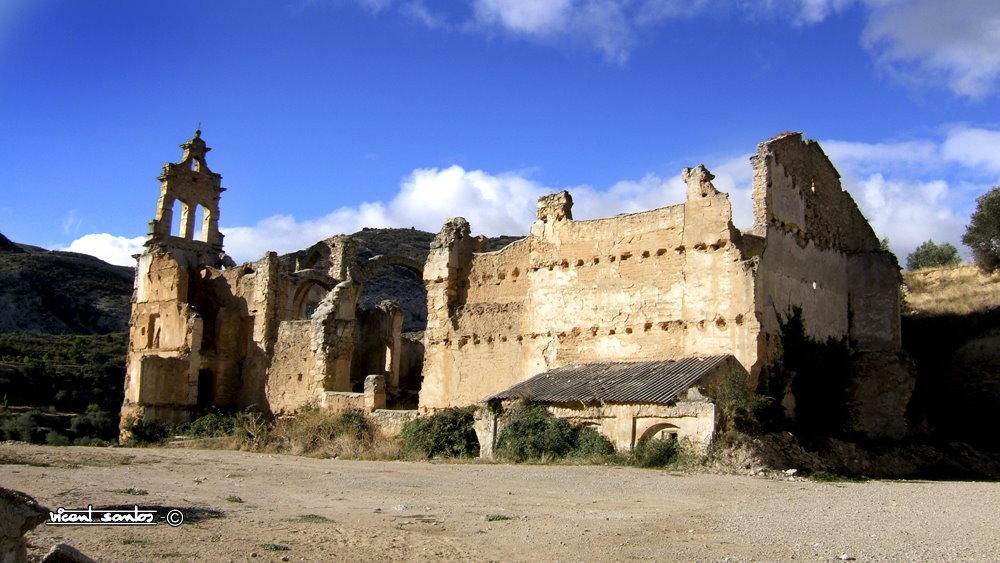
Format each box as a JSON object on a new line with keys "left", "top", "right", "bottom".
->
{"left": 1, "top": 0, "right": 999, "bottom": 266}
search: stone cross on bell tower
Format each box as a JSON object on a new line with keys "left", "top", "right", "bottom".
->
{"left": 147, "top": 130, "right": 226, "bottom": 257}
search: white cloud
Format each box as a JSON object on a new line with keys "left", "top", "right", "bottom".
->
{"left": 471, "top": 0, "right": 633, "bottom": 63}
{"left": 401, "top": 1, "right": 446, "bottom": 29}
{"left": 851, "top": 174, "right": 967, "bottom": 257}
{"left": 342, "top": 0, "right": 1000, "bottom": 98}
{"left": 64, "top": 234, "right": 145, "bottom": 267}
{"left": 217, "top": 159, "right": 757, "bottom": 263}
{"left": 794, "top": 0, "right": 855, "bottom": 25}
{"left": 67, "top": 126, "right": 1000, "bottom": 268}
{"left": 941, "top": 126, "right": 1000, "bottom": 175}
{"left": 473, "top": 0, "right": 575, "bottom": 36}
{"left": 862, "top": 0, "right": 1000, "bottom": 99}
{"left": 820, "top": 126, "right": 1000, "bottom": 259}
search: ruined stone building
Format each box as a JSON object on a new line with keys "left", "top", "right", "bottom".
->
{"left": 121, "top": 131, "right": 912, "bottom": 450}
{"left": 421, "top": 132, "right": 913, "bottom": 447}
{"left": 120, "top": 132, "right": 423, "bottom": 438}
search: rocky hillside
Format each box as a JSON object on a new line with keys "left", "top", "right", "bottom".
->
{"left": 0, "top": 233, "right": 134, "bottom": 334}
{"left": 353, "top": 227, "right": 523, "bottom": 333}
{"left": 0, "top": 228, "right": 525, "bottom": 337}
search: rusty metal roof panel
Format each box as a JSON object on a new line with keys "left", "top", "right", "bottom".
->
{"left": 484, "top": 355, "right": 733, "bottom": 405}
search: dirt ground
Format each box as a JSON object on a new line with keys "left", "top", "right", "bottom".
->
{"left": 3, "top": 443, "right": 999, "bottom": 562}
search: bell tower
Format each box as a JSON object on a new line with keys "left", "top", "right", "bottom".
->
{"left": 147, "top": 130, "right": 227, "bottom": 265}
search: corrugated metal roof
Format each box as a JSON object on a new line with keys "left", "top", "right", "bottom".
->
{"left": 484, "top": 355, "right": 733, "bottom": 405}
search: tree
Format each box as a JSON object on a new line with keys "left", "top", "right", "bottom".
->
{"left": 962, "top": 185, "right": 1000, "bottom": 273}
{"left": 906, "top": 240, "right": 961, "bottom": 271}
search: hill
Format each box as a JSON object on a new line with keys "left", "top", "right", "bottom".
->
{"left": 352, "top": 227, "right": 523, "bottom": 333}
{"left": 0, "top": 232, "right": 134, "bottom": 334}
{"left": 902, "top": 264, "right": 1000, "bottom": 449}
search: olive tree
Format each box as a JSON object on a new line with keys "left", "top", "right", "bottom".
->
{"left": 906, "top": 240, "right": 961, "bottom": 271}
{"left": 962, "top": 185, "right": 1000, "bottom": 273}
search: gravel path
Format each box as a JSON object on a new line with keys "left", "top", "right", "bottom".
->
{"left": 3, "top": 444, "right": 999, "bottom": 562}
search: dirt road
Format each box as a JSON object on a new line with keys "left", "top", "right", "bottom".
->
{"left": 3, "top": 444, "right": 999, "bottom": 562}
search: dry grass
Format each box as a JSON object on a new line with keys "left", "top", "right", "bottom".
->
{"left": 226, "top": 408, "right": 402, "bottom": 460}
{"left": 903, "top": 264, "right": 1000, "bottom": 316}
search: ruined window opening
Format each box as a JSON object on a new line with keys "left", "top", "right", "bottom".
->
{"left": 170, "top": 199, "right": 183, "bottom": 237}
{"left": 194, "top": 205, "right": 207, "bottom": 242}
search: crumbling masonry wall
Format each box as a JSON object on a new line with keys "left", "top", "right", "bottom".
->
{"left": 420, "top": 166, "right": 760, "bottom": 409}
{"left": 420, "top": 133, "right": 911, "bottom": 438}
{"left": 120, "top": 133, "right": 414, "bottom": 439}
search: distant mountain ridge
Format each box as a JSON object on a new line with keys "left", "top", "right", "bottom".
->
{"left": 0, "top": 229, "right": 524, "bottom": 336}
{"left": 0, "top": 233, "right": 134, "bottom": 334}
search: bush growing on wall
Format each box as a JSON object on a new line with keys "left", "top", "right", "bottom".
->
{"left": 398, "top": 407, "right": 479, "bottom": 459}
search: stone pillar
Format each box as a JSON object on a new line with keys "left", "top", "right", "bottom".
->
{"left": 364, "top": 374, "right": 386, "bottom": 412}
{"left": 530, "top": 191, "right": 573, "bottom": 239}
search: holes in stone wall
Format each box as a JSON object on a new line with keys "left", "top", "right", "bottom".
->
{"left": 575, "top": 259, "right": 585, "bottom": 267}
{"left": 641, "top": 250, "right": 650, "bottom": 258}
{"left": 656, "top": 248, "right": 667, "bottom": 256}
{"left": 643, "top": 322, "right": 653, "bottom": 332}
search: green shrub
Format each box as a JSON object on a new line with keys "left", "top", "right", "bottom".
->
{"left": 570, "top": 425, "right": 615, "bottom": 458}
{"left": 398, "top": 407, "right": 479, "bottom": 458}
{"left": 69, "top": 404, "right": 118, "bottom": 441}
{"left": 906, "top": 240, "right": 961, "bottom": 271}
{"left": 631, "top": 437, "right": 680, "bottom": 468}
{"left": 125, "top": 419, "right": 171, "bottom": 445}
{"left": 187, "top": 411, "right": 237, "bottom": 437}
{"left": 1, "top": 409, "right": 42, "bottom": 442}
{"left": 331, "top": 409, "right": 373, "bottom": 442}
{"left": 495, "top": 402, "right": 577, "bottom": 462}
{"left": 494, "top": 402, "right": 617, "bottom": 463}
{"left": 45, "top": 430, "right": 71, "bottom": 446}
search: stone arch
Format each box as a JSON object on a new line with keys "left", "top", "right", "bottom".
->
{"left": 378, "top": 255, "right": 424, "bottom": 277}
{"left": 291, "top": 276, "right": 335, "bottom": 319}
{"left": 636, "top": 422, "right": 680, "bottom": 447}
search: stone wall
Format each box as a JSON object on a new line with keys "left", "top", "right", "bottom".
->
{"left": 474, "top": 395, "right": 716, "bottom": 459}
{"left": 121, "top": 133, "right": 419, "bottom": 439}
{"left": 420, "top": 167, "right": 759, "bottom": 410}
{"left": 421, "top": 133, "right": 911, "bottom": 438}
